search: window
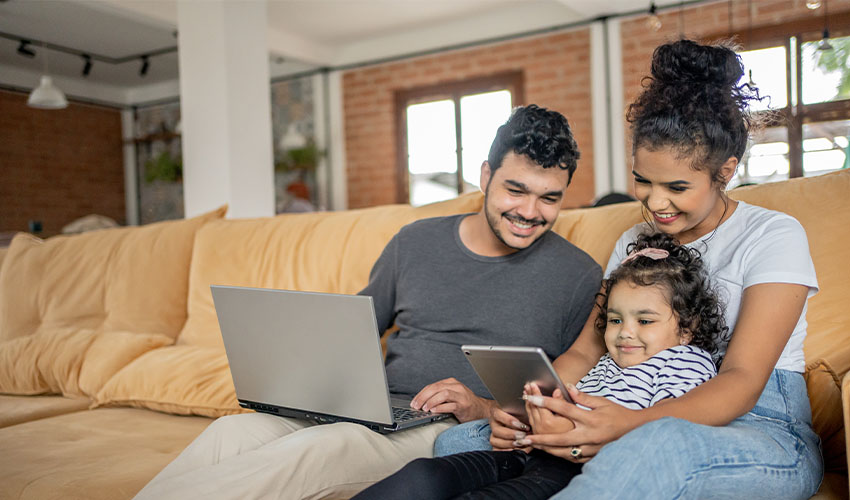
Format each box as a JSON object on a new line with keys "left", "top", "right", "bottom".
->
{"left": 730, "top": 27, "right": 850, "bottom": 187}
{"left": 396, "top": 72, "right": 523, "bottom": 206}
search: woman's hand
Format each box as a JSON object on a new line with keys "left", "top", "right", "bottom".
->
{"left": 520, "top": 384, "right": 644, "bottom": 463}
{"left": 489, "top": 406, "right": 531, "bottom": 452}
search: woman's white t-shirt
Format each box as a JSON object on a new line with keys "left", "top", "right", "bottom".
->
{"left": 605, "top": 201, "right": 818, "bottom": 372}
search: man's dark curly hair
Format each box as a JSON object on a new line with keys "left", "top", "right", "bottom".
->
{"left": 627, "top": 39, "right": 764, "bottom": 186}
{"left": 487, "top": 104, "right": 580, "bottom": 185}
{"left": 594, "top": 232, "right": 729, "bottom": 365}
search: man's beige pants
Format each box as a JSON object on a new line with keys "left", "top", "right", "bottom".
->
{"left": 134, "top": 412, "right": 456, "bottom": 500}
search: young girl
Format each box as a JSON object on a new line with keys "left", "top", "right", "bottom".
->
{"left": 353, "top": 232, "right": 727, "bottom": 500}
{"left": 486, "top": 39, "right": 822, "bottom": 499}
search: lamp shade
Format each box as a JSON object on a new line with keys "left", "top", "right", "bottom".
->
{"left": 27, "top": 76, "right": 68, "bottom": 109}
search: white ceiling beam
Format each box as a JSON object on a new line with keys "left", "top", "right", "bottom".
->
{"left": 89, "top": 0, "right": 335, "bottom": 67}
{"left": 267, "top": 27, "right": 335, "bottom": 67}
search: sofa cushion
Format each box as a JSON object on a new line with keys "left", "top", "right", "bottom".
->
{"left": 0, "top": 327, "right": 175, "bottom": 398}
{"left": 0, "top": 394, "right": 89, "bottom": 428}
{"left": 729, "top": 169, "right": 850, "bottom": 473}
{"left": 0, "top": 207, "right": 226, "bottom": 398}
{"left": 93, "top": 345, "right": 247, "bottom": 418}
{"left": 0, "top": 407, "right": 211, "bottom": 500}
{"left": 178, "top": 193, "right": 483, "bottom": 349}
{"left": 0, "top": 327, "right": 97, "bottom": 396}
{"left": 92, "top": 194, "right": 484, "bottom": 417}
{"left": 805, "top": 358, "right": 845, "bottom": 473}
{"left": 78, "top": 331, "right": 174, "bottom": 397}
{"left": 0, "top": 206, "right": 226, "bottom": 344}
{"left": 552, "top": 201, "right": 643, "bottom": 267}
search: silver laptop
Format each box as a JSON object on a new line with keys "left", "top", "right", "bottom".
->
{"left": 210, "top": 285, "right": 450, "bottom": 433}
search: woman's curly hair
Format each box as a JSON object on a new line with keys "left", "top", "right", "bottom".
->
{"left": 487, "top": 104, "right": 580, "bottom": 184}
{"left": 595, "top": 232, "right": 729, "bottom": 364}
{"left": 627, "top": 39, "right": 764, "bottom": 186}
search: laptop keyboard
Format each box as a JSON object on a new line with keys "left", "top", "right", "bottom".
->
{"left": 392, "top": 406, "right": 432, "bottom": 422}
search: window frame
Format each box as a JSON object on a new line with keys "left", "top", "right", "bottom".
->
{"left": 714, "top": 11, "right": 850, "bottom": 181}
{"left": 394, "top": 71, "right": 524, "bottom": 204}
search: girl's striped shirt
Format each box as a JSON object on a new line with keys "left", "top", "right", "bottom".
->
{"left": 576, "top": 345, "right": 717, "bottom": 410}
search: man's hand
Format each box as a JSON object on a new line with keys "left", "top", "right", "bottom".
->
{"left": 411, "top": 377, "right": 495, "bottom": 422}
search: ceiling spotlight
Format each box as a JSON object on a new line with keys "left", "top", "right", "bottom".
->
{"left": 140, "top": 55, "right": 150, "bottom": 77}
{"left": 646, "top": 2, "right": 662, "bottom": 32}
{"left": 82, "top": 55, "right": 92, "bottom": 77}
{"left": 806, "top": 1, "right": 822, "bottom": 9}
{"left": 17, "top": 40, "right": 36, "bottom": 58}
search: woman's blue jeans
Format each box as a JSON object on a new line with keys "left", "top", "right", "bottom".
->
{"left": 435, "top": 369, "right": 823, "bottom": 499}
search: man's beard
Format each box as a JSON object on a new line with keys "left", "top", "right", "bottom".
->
{"left": 483, "top": 182, "right": 548, "bottom": 251}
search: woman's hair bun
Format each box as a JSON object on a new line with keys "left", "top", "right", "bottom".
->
{"left": 651, "top": 39, "right": 743, "bottom": 87}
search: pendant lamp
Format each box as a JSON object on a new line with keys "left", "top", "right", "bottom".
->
{"left": 27, "top": 44, "right": 68, "bottom": 109}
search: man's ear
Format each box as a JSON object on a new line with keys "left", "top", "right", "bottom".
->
{"left": 479, "top": 161, "right": 492, "bottom": 192}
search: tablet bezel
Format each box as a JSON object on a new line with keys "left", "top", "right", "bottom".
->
{"left": 462, "top": 345, "right": 572, "bottom": 424}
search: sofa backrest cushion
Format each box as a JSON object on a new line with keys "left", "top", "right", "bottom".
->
{"left": 93, "top": 194, "right": 484, "bottom": 416}
{"left": 0, "top": 207, "right": 226, "bottom": 397}
{"left": 177, "top": 194, "right": 483, "bottom": 348}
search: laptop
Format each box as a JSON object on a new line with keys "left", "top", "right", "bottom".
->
{"left": 210, "top": 285, "right": 450, "bottom": 434}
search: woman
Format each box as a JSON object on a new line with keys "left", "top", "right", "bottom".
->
{"left": 442, "top": 38, "right": 823, "bottom": 499}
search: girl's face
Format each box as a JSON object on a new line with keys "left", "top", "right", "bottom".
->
{"left": 604, "top": 281, "right": 690, "bottom": 368}
{"left": 632, "top": 147, "right": 734, "bottom": 244}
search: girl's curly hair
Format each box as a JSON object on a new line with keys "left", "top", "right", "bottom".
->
{"left": 627, "top": 39, "right": 764, "bottom": 186}
{"left": 595, "top": 232, "right": 729, "bottom": 364}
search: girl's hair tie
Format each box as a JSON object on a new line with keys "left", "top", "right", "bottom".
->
{"left": 621, "top": 247, "right": 670, "bottom": 265}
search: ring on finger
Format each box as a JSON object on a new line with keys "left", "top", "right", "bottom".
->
{"left": 570, "top": 446, "right": 582, "bottom": 459}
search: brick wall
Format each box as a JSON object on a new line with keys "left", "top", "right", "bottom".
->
{"left": 0, "top": 90, "right": 125, "bottom": 237}
{"left": 342, "top": 28, "right": 594, "bottom": 209}
{"left": 620, "top": 0, "right": 850, "bottom": 181}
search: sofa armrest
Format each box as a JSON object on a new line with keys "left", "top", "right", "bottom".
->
{"left": 842, "top": 371, "right": 850, "bottom": 493}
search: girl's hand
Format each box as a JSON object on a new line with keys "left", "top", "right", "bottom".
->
{"left": 520, "top": 384, "right": 643, "bottom": 463}
{"left": 489, "top": 406, "right": 531, "bottom": 452}
{"left": 524, "top": 383, "right": 575, "bottom": 436}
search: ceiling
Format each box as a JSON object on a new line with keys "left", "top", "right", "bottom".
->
{"left": 0, "top": 0, "right": 694, "bottom": 105}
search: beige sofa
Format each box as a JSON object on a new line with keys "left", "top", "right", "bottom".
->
{"left": 1, "top": 169, "right": 848, "bottom": 499}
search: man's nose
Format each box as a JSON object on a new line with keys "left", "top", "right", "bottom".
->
{"left": 515, "top": 197, "right": 539, "bottom": 221}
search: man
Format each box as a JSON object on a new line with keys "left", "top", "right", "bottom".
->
{"left": 134, "top": 105, "right": 602, "bottom": 500}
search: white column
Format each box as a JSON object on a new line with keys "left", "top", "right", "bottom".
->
{"left": 312, "top": 72, "right": 329, "bottom": 211}
{"left": 607, "top": 18, "right": 629, "bottom": 194}
{"left": 177, "top": 0, "right": 274, "bottom": 219}
{"left": 590, "top": 21, "right": 611, "bottom": 200}
{"left": 327, "top": 70, "right": 348, "bottom": 210}
{"left": 120, "top": 109, "right": 139, "bottom": 225}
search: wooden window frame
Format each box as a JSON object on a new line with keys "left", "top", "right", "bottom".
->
{"left": 709, "top": 11, "right": 850, "bottom": 180}
{"left": 394, "top": 71, "right": 525, "bottom": 204}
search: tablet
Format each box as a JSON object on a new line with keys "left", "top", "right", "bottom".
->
{"left": 462, "top": 345, "right": 572, "bottom": 424}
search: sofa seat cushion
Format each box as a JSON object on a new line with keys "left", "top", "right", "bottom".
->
{"left": 0, "top": 394, "right": 89, "bottom": 428}
{"left": 0, "top": 408, "right": 212, "bottom": 500}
